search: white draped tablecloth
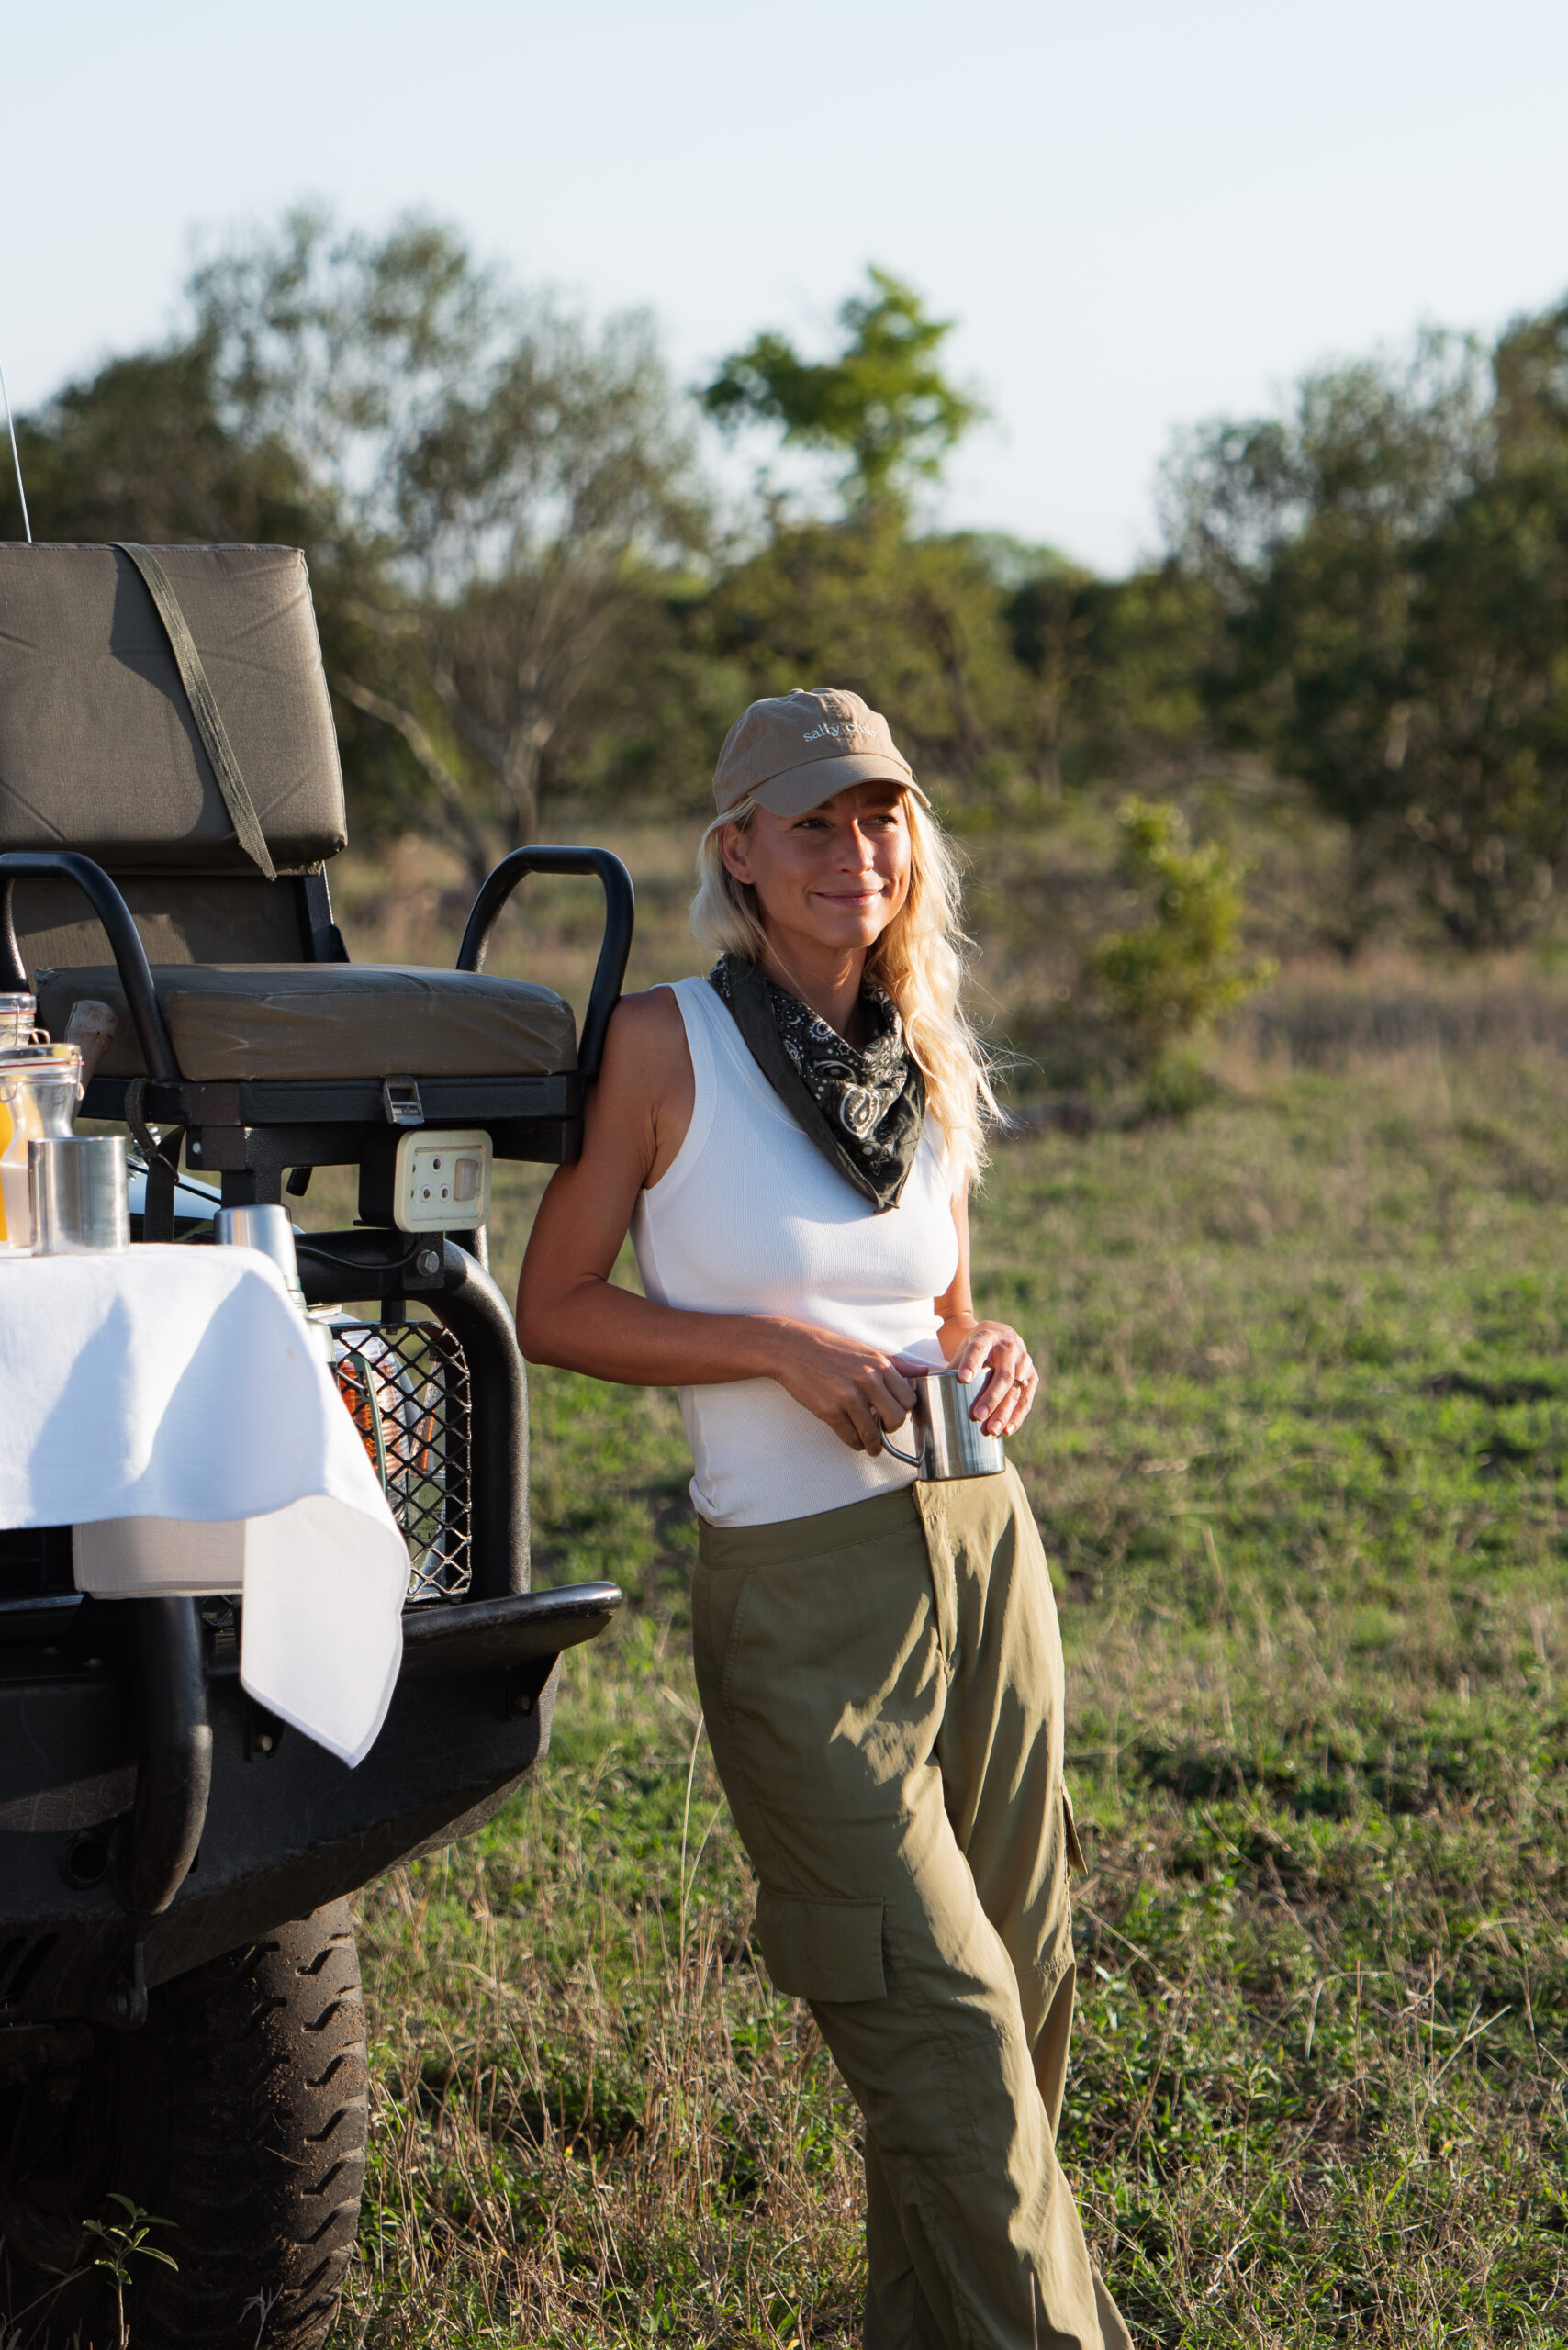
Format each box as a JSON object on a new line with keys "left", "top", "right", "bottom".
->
{"left": 0, "top": 1246, "right": 408, "bottom": 1764}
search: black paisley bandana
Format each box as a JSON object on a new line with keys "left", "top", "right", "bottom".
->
{"left": 710, "top": 954, "right": 925, "bottom": 1213}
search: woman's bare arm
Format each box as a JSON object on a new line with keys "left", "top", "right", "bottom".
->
{"left": 517, "top": 990, "right": 918, "bottom": 1454}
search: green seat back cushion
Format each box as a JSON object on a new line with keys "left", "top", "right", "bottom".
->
{"left": 0, "top": 545, "right": 346, "bottom": 872}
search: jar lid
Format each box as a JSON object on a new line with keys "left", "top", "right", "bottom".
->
{"left": 0, "top": 1042, "right": 80, "bottom": 1067}
{"left": 0, "top": 1044, "right": 83, "bottom": 1084}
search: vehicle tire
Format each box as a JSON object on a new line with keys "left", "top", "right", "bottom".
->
{"left": 0, "top": 1902, "right": 369, "bottom": 2348}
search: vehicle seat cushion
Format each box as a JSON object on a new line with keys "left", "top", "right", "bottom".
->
{"left": 0, "top": 544, "right": 347, "bottom": 873}
{"left": 34, "top": 965, "right": 577, "bottom": 1082}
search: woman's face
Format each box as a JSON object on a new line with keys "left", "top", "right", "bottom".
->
{"left": 720, "top": 781, "right": 913, "bottom": 960}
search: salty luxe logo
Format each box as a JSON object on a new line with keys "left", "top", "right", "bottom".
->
{"left": 801, "top": 721, "right": 879, "bottom": 744}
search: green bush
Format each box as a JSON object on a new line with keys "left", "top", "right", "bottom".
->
{"left": 1091, "top": 798, "right": 1276, "bottom": 1075}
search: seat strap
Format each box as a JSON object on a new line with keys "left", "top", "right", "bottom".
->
{"left": 112, "top": 543, "right": 278, "bottom": 883}
{"left": 124, "top": 1079, "right": 187, "bottom": 1245}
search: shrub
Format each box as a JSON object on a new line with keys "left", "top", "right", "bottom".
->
{"left": 1091, "top": 798, "right": 1276, "bottom": 1074}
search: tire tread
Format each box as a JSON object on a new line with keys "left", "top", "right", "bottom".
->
{"left": 129, "top": 1904, "right": 368, "bottom": 2350}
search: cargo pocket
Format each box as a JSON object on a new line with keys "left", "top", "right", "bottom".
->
{"left": 1062, "top": 1785, "right": 1088, "bottom": 1877}
{"left": 755, "top": 1889, "right": 887, "bottom": 2003}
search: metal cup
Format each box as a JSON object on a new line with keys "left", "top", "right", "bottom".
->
{"left": 881, "top": 1365, "right": 1007, "bottom": 1481}
{"left": 215, "top": 1203, "right": 333, "bottom": 1367}
{"left": 28, "top": 1135, "right": 130, "bottom": 1253}
{"left": 214, "top": 1203, "right": 308, "bottom": 1307}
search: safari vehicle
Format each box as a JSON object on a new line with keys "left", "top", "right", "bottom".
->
{"left": 0, "top": 542, "right": 630, "bottom": 2346}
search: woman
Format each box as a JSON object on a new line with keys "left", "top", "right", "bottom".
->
{"left": 520, "top": 688, "right": 1130, "bottom": 2350}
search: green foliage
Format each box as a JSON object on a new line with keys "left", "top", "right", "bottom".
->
{"left": 14, "top": 341, "right": 327, "bottom": 550}
{"left": 701, "top": 267, "right": 984, "bottom": 514}
{"left": 16, "top": 209, "right": 713, "bottom": 877}
{"left": 82, "top": 2194, "right": 178, "bottom": 2285}
{"left": 697, "top": 512, "right": 1029, "bottom": 794}
{"left": 193, "top": 209, "right": 711, "bottom": 878}
{"left": 10, "top": 226, "right": 1232, "bottom": 859}
{"left": 83, "top": 2195, "right": 177, "bottom": 2346}
{"left": 1170, "top": 303, "right": 1568, "bottom": 946}
{"left": 1003, "top": 559, "right": 1224, "bottom": 795}
{"left": 1090, "top": 798, "right": 1275, "bottom": 1074}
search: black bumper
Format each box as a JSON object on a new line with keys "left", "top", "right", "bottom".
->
{"left": 0, "top": 1580, "right": 619, "bottom": 2022}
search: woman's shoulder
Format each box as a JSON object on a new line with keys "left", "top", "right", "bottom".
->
{"left": 602, "top": 979, "right": 725, "bottom": 1095}
{"left": 607, "top": 974, "right": 731, "bottom": 1053}
{"left": 602, "top": 983, "right": 690, "bottom": 1072}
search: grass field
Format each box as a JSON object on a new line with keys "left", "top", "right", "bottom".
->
{"left": 319, "top": 826, "right": 1568, "bottom": 2347}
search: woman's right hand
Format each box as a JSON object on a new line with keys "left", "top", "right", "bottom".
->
{"left": 761, "top": 1321, "right": 919, "bottom": 1456}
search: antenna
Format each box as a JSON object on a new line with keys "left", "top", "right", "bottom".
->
{"left": 0, "top": 353, "right": 32, "bottom": 543}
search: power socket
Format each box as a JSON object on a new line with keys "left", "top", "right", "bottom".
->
{"left": 391, "top": 1130, "right": 493, "bottom": 1233}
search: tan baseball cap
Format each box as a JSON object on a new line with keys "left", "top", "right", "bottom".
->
{"left": 711, "top": 687, "right": 926, "bottom": 820}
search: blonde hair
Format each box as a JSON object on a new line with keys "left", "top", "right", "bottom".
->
{"left": 690, "top": 789, "right": 1000, "bottom": 1188}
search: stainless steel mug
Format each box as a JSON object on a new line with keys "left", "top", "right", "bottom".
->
{"left": 28, "top": 1135, "right": 130, "bottom": 1253}
{"left": 881, "top": 1365, "right": 1007, "bottom": 1481}
{"left": 214, "top": 1203, "right": 308, "bottom": 1309}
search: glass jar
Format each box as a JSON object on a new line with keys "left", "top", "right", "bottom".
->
{"left": 0, "top": 993, "right": 38, "bottom": 1049}
{"left": 0, "top": 1044, "right": 84, "bottom": 1252}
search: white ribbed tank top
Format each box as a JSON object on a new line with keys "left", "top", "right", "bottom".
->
{"left": 630, "top": 977, "right": 959, "bottom": 1528}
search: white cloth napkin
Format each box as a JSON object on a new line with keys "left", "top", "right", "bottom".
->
{"left": 0, "top": 1247, "right": 408, "bottom": 1765}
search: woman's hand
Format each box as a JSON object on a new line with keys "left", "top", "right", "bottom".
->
{"left": 762, "top": 1322, "right": 920, "bottom": 1457}
{"left": 946, "top": 1321, "right": 1039, "bottom": 1438}
{"left": 930, "top": 1198, "right": 1037, "bottom": 1439}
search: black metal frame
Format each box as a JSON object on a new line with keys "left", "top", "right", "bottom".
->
{"left": 0, "top": 845, "right": 635, "bottom": 1202}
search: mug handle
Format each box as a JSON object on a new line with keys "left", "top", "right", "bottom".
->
{"left": 879, "top": 1431, "right": 924, "bottom": 1467}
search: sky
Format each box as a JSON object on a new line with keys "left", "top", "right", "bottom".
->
{"left": 5, "top": 0, "right": 1568, "bottom": 574}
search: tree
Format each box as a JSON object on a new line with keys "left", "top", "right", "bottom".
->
{"left": 700, "top": 268, "right": 984, "bottom": 516}
{"left": 193, "top": 211, "right": 712, "bottom": 878}
{"left": 1165, "top": 316, "right": 1568, "bottom": 946}
{"left": 697, "top": 512, "right": 1028, "bottom": 794}
{"left": 13, "top": 339, "right": 328, "bottom": 559}
{"left": 1392, "top": 306, "right": 1568, "bottom": 943}
{"left": 692, "top": 270, "right": 1013, "bottom": 792}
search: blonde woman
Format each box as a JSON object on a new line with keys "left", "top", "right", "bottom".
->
{"left": 520, "top": 689, "right": 1129, "bottom": 2350}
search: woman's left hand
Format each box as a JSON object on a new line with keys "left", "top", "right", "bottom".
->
{"left": 947, "top": 1322, "right": 1039, "bottom": 1438}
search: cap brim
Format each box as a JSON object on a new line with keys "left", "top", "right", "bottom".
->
{"left": 742, "top": 754, "right": 928, "bottom": 821}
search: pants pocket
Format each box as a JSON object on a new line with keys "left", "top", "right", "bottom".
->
{"left": 756, "top": 1889, "right": 888, "bottom": 2003}
{"left": 1062, "top": 1785, "right": 1088, "bottom": 1877}
{"left": 718, "top": 1572, "right": 761, "bottom": 1715}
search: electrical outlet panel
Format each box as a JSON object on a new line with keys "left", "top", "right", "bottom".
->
{"left": 392, "top": 1129, "right": 493, "bottom": 1233}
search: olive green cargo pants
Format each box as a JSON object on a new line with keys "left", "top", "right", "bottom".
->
{"left": 693, "top": 1465, "right": 1130, "bottom": 2350}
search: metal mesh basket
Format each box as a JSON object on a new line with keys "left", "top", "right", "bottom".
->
{"left": 327, "top": 1316, "right": 472, "bottom": 1603}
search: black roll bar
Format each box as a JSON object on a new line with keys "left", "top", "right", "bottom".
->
{"left": 455, "top": 846, "right": 634, "bottom": 1086}
{"left": 0, "top": 850, "right": 179, "bottom": 1082}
